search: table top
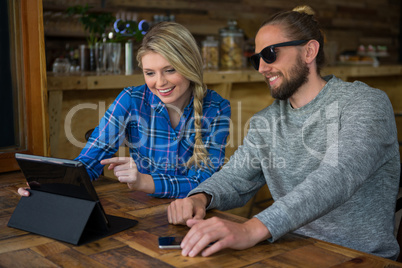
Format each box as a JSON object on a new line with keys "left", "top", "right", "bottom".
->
{"left": 0, "top": 171, "right": 401, "bottom": 267}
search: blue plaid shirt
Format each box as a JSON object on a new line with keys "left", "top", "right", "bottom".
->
{"left": 75, "top": 84, "right": 231, "bottom": 198}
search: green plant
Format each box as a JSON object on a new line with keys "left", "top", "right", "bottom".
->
{"left": 67, "top": 4, "right": 115, "bottom": 48}
{"left": 112, "top": 20, "right": 145, "bottom": 43}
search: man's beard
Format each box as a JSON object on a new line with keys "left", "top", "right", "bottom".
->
{"left": 265, "top": 56, "right": 310, "bottom": 100}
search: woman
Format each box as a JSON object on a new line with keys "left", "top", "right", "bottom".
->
{"left": 19, "top": 22, "right": 231, "bottom": 198}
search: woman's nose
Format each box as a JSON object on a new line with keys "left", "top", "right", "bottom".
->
{"left": 156, "top": 74, "right": 167, "bottom": 87}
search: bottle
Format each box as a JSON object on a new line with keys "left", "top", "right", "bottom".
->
{"left": 125, "top": 40, "right": 133, "bottom": 75}
{"left": 202, "top": 36, "right": 219, "bottom": 70}
{"left": 219, "top": 20, "right": 244, "bottom": 69}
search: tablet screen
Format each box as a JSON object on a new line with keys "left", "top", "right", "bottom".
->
{"left": 15, "top": 153, "right": 99, "bottom": 202}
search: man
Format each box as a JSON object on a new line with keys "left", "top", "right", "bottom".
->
{"left": 167, "top": 7, "right": 400, "bottom": 260}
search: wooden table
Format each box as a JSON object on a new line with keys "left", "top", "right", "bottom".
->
{"left": 1, "top": 172, "right": 401, "bottom": 267}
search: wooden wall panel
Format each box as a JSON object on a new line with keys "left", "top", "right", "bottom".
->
{"left": 0, "top": 0, "right": 48, "bottom": 173}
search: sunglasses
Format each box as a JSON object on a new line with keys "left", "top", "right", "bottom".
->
{"left": 250, "top": 40, "right": 308, "bottom": 70}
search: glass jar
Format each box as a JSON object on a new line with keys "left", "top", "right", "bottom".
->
{"left": 202, "top": 36, "right": 219, "bottom": 70}
{"left": 52, "top": 57, "right": 70, "bottom": 73}
{"left": 219, "top": 20, "right": 244, "bottom": 70}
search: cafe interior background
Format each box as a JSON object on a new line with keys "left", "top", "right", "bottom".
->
{"left": 2, "top": 0, "right": 402, "bottom": 217}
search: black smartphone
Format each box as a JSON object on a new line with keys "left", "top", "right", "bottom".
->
{"left": 158, "top": 236, "right": 183, "bottom": 249}
{"left": 158, "top": 236, "right": 217, "bottom": 249}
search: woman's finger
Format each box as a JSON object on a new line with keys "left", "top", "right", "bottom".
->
{"left": 101, "top": 157, "right": 130, "bottom": 165}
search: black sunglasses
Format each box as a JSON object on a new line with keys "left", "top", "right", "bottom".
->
{"left": 250, "top": 40, "right": 308, "bottom": 70}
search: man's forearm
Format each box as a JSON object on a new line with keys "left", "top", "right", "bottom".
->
{"left": 245, "top": 217, "right": 272, "bottom": 243}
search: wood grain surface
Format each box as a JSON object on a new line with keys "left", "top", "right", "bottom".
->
{"left": 0, "top": 171, "right": 401, "bottom": 267}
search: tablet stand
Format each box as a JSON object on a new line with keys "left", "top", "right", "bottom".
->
{"left": 8, "top": 189, "right": 138, "bottom": 245}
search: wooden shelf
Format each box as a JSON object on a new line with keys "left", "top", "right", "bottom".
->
{"left": 47, "top": 65, "right": 402, "bottom": 91}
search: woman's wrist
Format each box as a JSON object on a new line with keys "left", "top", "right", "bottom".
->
{"left": 128, "top": 173, "right": 155, "bottom": 194}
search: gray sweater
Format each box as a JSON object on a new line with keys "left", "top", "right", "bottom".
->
{"left": 189, "top": 75, "right": 400, "bottom": 260}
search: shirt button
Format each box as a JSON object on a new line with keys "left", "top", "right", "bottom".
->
{"left": 173, "top": 137, "right": 177, "bottom": 141}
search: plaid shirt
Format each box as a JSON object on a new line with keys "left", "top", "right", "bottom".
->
{"left": 76, "top": 84, "right": 231, "bottom": 198}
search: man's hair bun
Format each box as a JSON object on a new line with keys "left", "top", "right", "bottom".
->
{"left": 292, "top": 5, "right": 315, "bottom": 15}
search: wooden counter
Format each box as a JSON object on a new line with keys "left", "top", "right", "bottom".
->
{"left": 1, "top": 172, "right": 401, "bottom": 267}
{"left": 46, "top": 65, "right": 402, "bottom": 164}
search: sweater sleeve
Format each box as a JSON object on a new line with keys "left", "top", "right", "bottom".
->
{"left": 188, "top": 114, "right": 268, "bottom": 210}
{"left": 255, "top": 86, "right": 399, "bottom": 241}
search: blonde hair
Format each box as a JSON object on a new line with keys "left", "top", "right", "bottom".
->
{"left": 136, "top": 22, "right": 211, "bottom": 170}
{"left": 292, "top": 5, "right": 315, "bottom": 15}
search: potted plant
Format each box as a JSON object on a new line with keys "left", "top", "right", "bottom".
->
{"left": 67, "top": 4, "right": 115, "bottom": 71}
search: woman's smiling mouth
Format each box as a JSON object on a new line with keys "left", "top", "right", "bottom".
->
{"left": 158, "top": 87, "right": 174, "bottom": 95}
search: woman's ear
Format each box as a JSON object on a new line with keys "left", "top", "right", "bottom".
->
{"left": 304, "top": 40, "right": 320, "bottom": 64}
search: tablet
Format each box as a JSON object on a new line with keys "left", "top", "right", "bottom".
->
{"left": 15, "top": 153, "right": 99, "bottom": 202}
{"left": 15, "top": 153, "right": 109, "bottom": 226}
{"left": 11, "top": 153, "right": 139, "bottom": 245}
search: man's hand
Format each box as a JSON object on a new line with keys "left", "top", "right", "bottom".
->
{"left": 167, "top": 193, "right": 209, "bottom": 225}
{"left": 101, "top": 157, "right": 154, "bottom": 193}
{"left": 180, "top": 217, "right": 271, "bottom": 257}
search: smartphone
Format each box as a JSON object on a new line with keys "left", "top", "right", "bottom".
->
{"left": 158, "top": 236, "right": 217, "bottom": 249}
{"left": 158, "top": 236, "right": 183, "bottom": 249}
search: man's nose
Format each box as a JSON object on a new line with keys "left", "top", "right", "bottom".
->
{"left": 258, "top": 59, "right": 273, "bottom": 74}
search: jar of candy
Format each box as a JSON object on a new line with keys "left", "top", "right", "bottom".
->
{"left": 202, "top": 36, "right": 219, "bottom": 70}
{"left": 219, "top": 20, "right": 244, "bottom": 69}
